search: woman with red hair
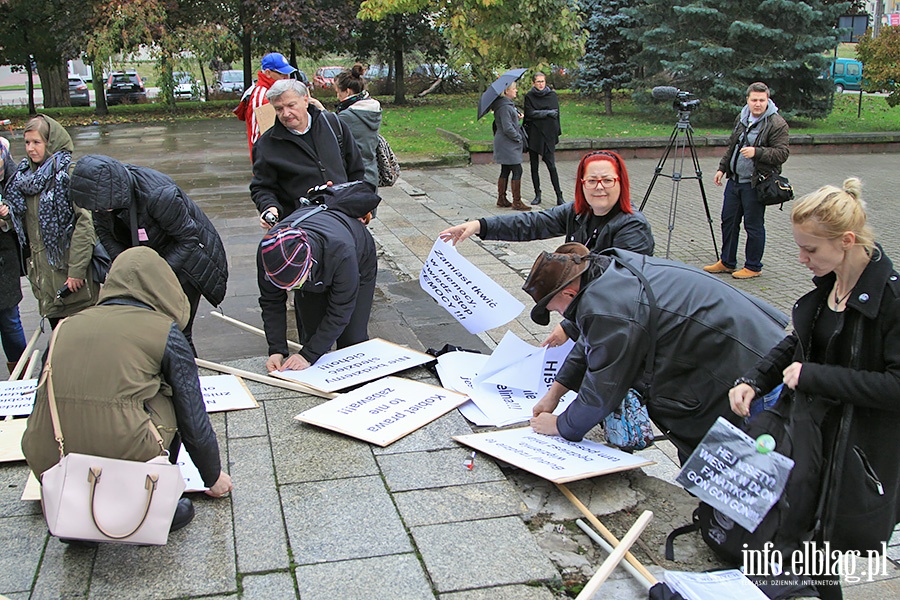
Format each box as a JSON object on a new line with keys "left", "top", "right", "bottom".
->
{"left": 440, "top": 150, "right": 654, "bottom": 345}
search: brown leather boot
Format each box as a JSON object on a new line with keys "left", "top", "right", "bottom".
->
{"left": 497, "top": 179, "right": 511, "bottom": 207}
{"left": 511, "top": 179, "right": 531, "bottom": 211}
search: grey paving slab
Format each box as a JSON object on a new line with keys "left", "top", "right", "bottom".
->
{"left": 88, "top": 495, "right": 236, "bottom": 599}
{"left": 225, "top": 401, "right": 269, "bottom": 439}
{"left": 30, "top": 539, "right": 94, "bottom": 600}
{"left": 378, "top": 447, "right": 506, "bottom": 492}
{"left": 0, "top": 513, "right": 49, "bottom": 594}
{"left": 439, "top": 584, "right": 556, "bottom": 600}
{"left": 372, "top": 406, "right": 474, "bottom": 456}
{"left": 412, "top": 516, "right": 559, "bottom": 593}
{"left": 264, "top": 394, "right": 379, "bottom": 484}
{"left": 240, "top": 571, "right": 296, "bottom": 599}
{"left": 394, "top": 480, "right": 525, "bottom": 527}
{"left": 229, "top": 435, "right": 289, "bottom": 573}
{"left": 281, "top": 475, "right": 411, "bottom": 565}
{"left": 295, "top": 553, "right": 434, "bottom": 600}
{"left": 0, "top": 462, "right": 42, "bottom": 518}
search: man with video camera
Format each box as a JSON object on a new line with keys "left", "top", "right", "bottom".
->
{"left": 704, "top": 82, "right": 789, "bottom": 279}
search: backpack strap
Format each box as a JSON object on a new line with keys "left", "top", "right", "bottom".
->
{"left": 321, "top": 111, "right": 344, "bottom": 156}
{"left": 664, "top": 508, "right": 701, "bottom": 561}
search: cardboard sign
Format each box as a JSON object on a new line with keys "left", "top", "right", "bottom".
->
{"left": 419, "top": 238, "right": 524, "bottom": 334}
{"left": 0, "top": 418, "right": 27, "bottom": 462}
{"left": 254, "top": 102, "right": 276, "bottom": 134}
{"left": 0, "top": 379, "right": 38, "bottom": 417}
{"left": 295, "top": 377, "right": 468, "bottom": 446}
{"left": 453, "top": 427, "right": 653, "bottom": 484}
{"left": 676, "top": 417, "right": 794, "bottom": 532}
{"left": 272, "top": 338, "right": 433, "bottom": 393}
{"left": 176, "top": 445, "right": 208, "bottom": 492}
{"left": 200, "top": 375, "right": 258, "bottom": 413}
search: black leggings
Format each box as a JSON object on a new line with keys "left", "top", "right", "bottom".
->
{"left": 499, "top": 164, "right": 523, "bottom": 181}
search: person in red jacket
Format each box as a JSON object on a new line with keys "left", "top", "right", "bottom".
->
{"left": 233, "top": 53, "right": 296, "bottom": 153}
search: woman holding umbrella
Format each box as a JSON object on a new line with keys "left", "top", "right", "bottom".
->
{"left": 490, "top": 80, "right": 530, "bottom": 211}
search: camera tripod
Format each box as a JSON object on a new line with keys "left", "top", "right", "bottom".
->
{"left": 639, "top": 109, "right": 719, "bottom": 260}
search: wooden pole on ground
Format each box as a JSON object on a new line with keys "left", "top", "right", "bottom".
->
{"left": 22, "top": 349, "right": 41, "bottom": 380}
{"left": 575, "top": 511, "right": 654, "bottom": 600}
{"left": 556, "top": 483, "right": 658, "bottom": 585}
{"left": 210, "top": 311, "right": 302, "bottom": 352}
{"left": 195, "top": 358, "right": 336, "bottom": 399}
{"left": 9, "top": 328, "right": 41, "bottom": 381}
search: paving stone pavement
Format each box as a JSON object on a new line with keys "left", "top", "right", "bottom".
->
{"left": 1, "top": 120, "right": 899, "bottom": 599}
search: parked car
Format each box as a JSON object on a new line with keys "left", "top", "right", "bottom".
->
{"left": 216, "top": 69, "right": 245, "bottom": 95}
{"left": 68, "top": 75, "right": 90, "bottom": 107}
{"left": 829, "top": 58, "right": 863, "bottom": 92}
{"left": 173, "top": 71, "right": 198, "bottom": 100}
{"left": 365, "top": 64, "right": 391, "bottom": 80}
{"left": 312, "top": 66, "right": 343, "bottom": 91}
{"left": 105, "top": 70, "right": 146, "bottom": 105}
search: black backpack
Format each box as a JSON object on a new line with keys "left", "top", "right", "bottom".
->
{"left": 666, "top": 402, "right": 824, "bottom": 564}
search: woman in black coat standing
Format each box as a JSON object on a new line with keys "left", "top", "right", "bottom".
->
{"left": 68, "top": 154, "right": 228, "bottom": 355}
{"left": 0, "top": 138, "right": 26, "bottom": 372}
{"left": 524, "top": 71, "right": 563, "bottom": 206}
{"left": 730, "top": 178, "right": 900, "bottom": 600}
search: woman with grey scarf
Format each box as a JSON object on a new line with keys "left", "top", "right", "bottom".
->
{"left": 0, "top": 115, "right": 98, "bottom": 326}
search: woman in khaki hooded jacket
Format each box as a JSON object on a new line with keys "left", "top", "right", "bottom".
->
{"left": 0, "top": 115, "right": 98, "bottom": 326}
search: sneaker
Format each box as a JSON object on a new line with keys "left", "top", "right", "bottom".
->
{"left": 702, "top": 260, "right": 735, "bottom": 274}
{"left": 732, "top": 268, "right": 762, "bottom": 279}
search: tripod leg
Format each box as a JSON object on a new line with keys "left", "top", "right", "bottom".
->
{"left": 639, "top": 125, "right": 679, "bottom": 213}
{"left": 684, "top": 128, "right": 720, "bottom": 261}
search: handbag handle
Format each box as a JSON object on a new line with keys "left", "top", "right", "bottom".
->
{"left": 88, "top": 466, "right": 160, "bottom": 539}
{"left": 41, "top": 321, "right": 168, "bottom": 461}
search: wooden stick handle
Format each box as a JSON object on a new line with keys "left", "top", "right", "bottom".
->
{"left": 210, "top": 311, "right": 303, "bottom": 352}
{"left": 556, "top": 483, "right": 658, "bottom": 585}
{"left": 22, "top": 349, "right": 42, "bottom": 380}
{"left": 195, "top": 358, "right": 336, "bottom": 399}
{"left": 576, "top": 511, "right": 654, "bottom": 600}
{"left": 9, "top": 328, "right": 41, "bottom": 381}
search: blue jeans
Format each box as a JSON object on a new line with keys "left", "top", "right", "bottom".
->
{"left": 720, "top": 179, "right": 766, "bottom": 272}
{"left": 0, "top": 305, "right": 26, "bottom": 363}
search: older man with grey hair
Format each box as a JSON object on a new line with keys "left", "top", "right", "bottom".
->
{"left": 250, "top": 79, "right": 365, "bottom": 229}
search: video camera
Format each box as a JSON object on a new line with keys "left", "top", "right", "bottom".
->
{"left": 651, "top": 86, "right": 701, "bottom": 112}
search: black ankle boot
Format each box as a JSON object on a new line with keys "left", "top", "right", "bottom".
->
{"left": 170, "top": 498, "right": 195, "bottom": 532}
{"left": 556, "top": 191, "right": 565, "bottom": 205}
{"left": 531, "top": 192, "right": 542, "bottom": 205}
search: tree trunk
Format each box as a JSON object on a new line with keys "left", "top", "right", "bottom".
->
{"left": 199, "top": 58, "right": 209, "bottom": 100}
{"left": 392, "top": 15, "right": 406, "bottom": 105}
{"left": 91, "top": 59, "right": 108, "bottom": 116}
{"left": 240, "top": 2, "right": 252, "bottom": 90}
{"left": 37, "top": 61, "right": 69, "bottom": 108}
{"left": 25, "top": 59, "right": 36, "bottom": 115}
{"left": 604, "top": 88, "right": 613, "bottom": 116}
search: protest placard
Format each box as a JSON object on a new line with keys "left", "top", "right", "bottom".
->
{"left": 0, "top": 418, "right": 27, "bottom": 462}
{"left": 200, "top": 375, "right": 258, "bottom": 413}
{"left": 676, "top": 417, "right": 794, "bottom": 532}
{"left": 272, "top": 338, "right": 433, "bottom": 393}
{"left": 295, "top": 377, "right": 468, "bottom": 446}
{"left": 0, "top": 379, "right": 38, "bottom": 418}
{"left": 176, "top": 446, "right": 208, "bottom": 492}
{"left": 453, "top": 427, "right": 653, "bottom": 484}
{"left": 419, "top": 238, "right": 524, "bottom": 334}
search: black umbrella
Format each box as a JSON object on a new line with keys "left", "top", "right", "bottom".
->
{"left": 477, "top": 68, "right": 528, "bottom": 120}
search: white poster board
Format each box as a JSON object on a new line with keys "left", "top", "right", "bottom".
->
{"left": 176, "top": 445, "right": 208, "bottom": 492}
{"left": 295, "top": 377, "right": 468, "bottom": 446}
{"left": 435, "top": 333, "right": 576, "bottom": 427}
{"left": 453, "top": 427, "right": 653, "bottom": 484}
{"left": 200, "top": 375, "right": 259, "bottom": 413}
{"left": 419, "top": 238, "right": 524, "bottom": 334}
{"left": 272, "top": 338, "right": 433, "bottom": 393}
{"left": 0, "top": 418, "right": 27, "bottom": 462}
{"left": 0, "top": 379, "right": 38, "bottom": 417}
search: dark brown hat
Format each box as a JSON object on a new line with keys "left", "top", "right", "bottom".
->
{"left": 522, "top": 242, "right": 591, "bottom": 326}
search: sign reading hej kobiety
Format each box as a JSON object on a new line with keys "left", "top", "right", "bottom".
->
{"left": 272, "top": 338, "right": 434, "bottom": 393}
{"left": 453, "top": 427, "right": 654, "bottom": 484}
{"left": 294, "top": 377, "right": 468, "bottom": 446}
{"left": 419, "top": 238, "right": 524, "bottom": 334}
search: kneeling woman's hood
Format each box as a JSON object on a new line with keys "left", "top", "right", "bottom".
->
{"left": 98, "top": 247, "right": 189, "bottom": 329}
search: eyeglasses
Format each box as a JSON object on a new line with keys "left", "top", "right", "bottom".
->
{"left": 582, "top": 177, "right": 619, "bottom": 190}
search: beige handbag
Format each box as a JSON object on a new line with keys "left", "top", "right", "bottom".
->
{"left": 38, "top": 325, "right": 186, "bottom": 546}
